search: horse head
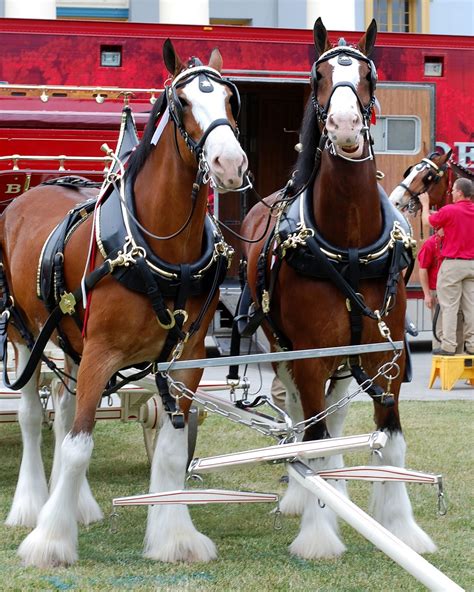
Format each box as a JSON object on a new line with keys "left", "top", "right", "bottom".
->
{"left": 389, "top": 149, "right": 452, "bottom": 213}
{"left": 311, "top": 18, "right": 377, "bottom": 160}
{"left": 163, "top": 39, "right": 248, "bottom": 192}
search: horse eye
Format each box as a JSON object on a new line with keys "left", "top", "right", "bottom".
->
{"left": 179, "top": 97, "right": 189, "bottom": 108}
{"left": 316, "top": 71, "right": 322, "bottom": 81}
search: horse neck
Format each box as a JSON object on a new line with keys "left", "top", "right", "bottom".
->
{"left": 132, "top": 126, "right": 209, "bottom": 264}
{"left": 313, "top": 151, "right": 381, "bottom": 248}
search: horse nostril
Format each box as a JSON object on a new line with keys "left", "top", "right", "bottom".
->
{"left": 353, "top": 114, "right": 360, "bottom": 125}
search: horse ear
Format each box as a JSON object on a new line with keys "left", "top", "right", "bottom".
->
{"left": 163, "top": 38, "right": 185, "bottom": 76}
{"left": 208, "top": 47, "right": 223, "bottom": 73}
{"left": 439, "top": 148, "right": 453, "bottom": 165}
{"left": 357, "top": 19, "right": 377, "bottom": 56}
{"left": 313, "top": 17, "right": 331, "bottom": 58}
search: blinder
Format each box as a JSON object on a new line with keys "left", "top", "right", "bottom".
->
{"left": 311, "top": 46, "right": 377, "bottom": 119}
{"left": 169, "top": 69, "right": 240, "bottom": 127}
{"left": 397, "top": 154, "right": 448, "bottom": 208}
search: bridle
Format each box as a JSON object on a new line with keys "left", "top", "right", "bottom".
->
{"left": 165, "top": 62, "right": 252, "bottom": 193}
{"left": 396, "top": 156, "right": 448, "bottom": 213}
{"left": 311, "top": 45, "right": 377, "bottom": 164}
{"left": 123, "top": 61, "right": 251, "bottom": 242}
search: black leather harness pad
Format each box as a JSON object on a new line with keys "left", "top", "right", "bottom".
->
{"left": 97, "top": 180, "right": 226, "bottom": 298}
{"left": 278, "top": 185, "right": 412, "bottom": 280}
{"left": 38, "top": 198, "right": 97, "bottom": 309}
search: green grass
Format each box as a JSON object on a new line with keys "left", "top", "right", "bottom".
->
{"left": 1, "top": 401, "right": 473, "bottom": 591}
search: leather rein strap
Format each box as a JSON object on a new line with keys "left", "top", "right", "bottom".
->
{"left": 0, "top": 256, "right": 112, "bottom": 391}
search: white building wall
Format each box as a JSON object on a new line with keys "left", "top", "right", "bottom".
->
{"left": 430, "top": 0, "right": 474, "bottom": 36}
{"left": 5, "top": 0, "right": 56, "bottom": 18}
{"left": 159, "top": 0, "right": 209, "bottom": 24}
{"left": 306, "top": 0, "right": 357, "bottom": 30}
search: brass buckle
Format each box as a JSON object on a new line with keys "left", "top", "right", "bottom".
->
{"left": 262, "top": 290, "right": 270, "bottom": 314}
{"left": 157, "top": 309, "right": 189, "bottom": 331}
{"left": 59, "top": 292, "right": 77, "bottom": 315}
{"left": 157, "top": 308, "right": 176, "bottom": 330}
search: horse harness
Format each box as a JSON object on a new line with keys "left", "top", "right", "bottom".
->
{"left": 239, "top": 44, "right": 415, "bottom": 406}
{"left": 0, "top": 63, "right": 240, "bottom": 428}
{"left": 397, "top": 154, "right": 449, "bottom": 214}
{"left": 231, "top": 185, "right": 416, "bottom": 407}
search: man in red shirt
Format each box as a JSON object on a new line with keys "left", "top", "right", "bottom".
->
{"left": 420, "top": 178, "right": 474, "bottom": 355}
{"left": 418, "top": 230, "right": 463, "bottom": 351}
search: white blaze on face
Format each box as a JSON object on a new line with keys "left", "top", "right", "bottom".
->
{"left": 181, "top": 76, "right": 248, "bottom": 191}
{"left": 324, "top": 55, "right": 365, "bottom": 157}
{"left": 389, "top": 164, "right": 421, "bottom": 209}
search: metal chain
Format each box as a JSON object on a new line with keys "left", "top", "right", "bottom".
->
{"left": 291, "top": 347, "right": 402, "bottom": 435}
{"left": 166, "top": 378, "right": 289, "bottom": 439}
{"left": 161, "top": 338, "right": 402, "bottom": 440}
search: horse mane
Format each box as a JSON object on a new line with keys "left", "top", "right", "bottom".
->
{"left": 449, "top": 158, "right": 474, "bottom": 180}
{"left": 125, "top": 92, "right": 167, "bottom": 185}
{"left": 291, "top": 97, "right": 322, "bottom": 190}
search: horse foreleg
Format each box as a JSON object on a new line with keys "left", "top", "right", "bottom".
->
{"left": 371, "top": 403, "right": 437, "bottom": 554}
{"left": 6, "top": 344, "right": 48, "bottom": 527}
{"left": 50, "top": 358, "right": 102, "bottom": 525}
{"left": 323, "top": 370, "right": 354, "bottom": 499}
{"left": 144, "top": 415, "right": 217, "bottom": 563}
{"left": 18, "top": 350, "right": 109, "bottom": 567}
{"left": 280, "top": 361, "right": 347, "bottom": 559}
{"left": 277, "top": 363, "right": 307, "bottom": 516}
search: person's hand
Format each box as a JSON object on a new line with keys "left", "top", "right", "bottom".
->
{"left": 419, "top": 192, "right": 430, "bottom": 209}
{"left": 424, "top": 294, "right": 434, "bottom": 309}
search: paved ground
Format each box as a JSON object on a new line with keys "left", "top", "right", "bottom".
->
{"left": 200, "top": 344, "right": 473, "bottom": 403}
{"left": 1, "top": 343, "right": 471, "bottom": 418}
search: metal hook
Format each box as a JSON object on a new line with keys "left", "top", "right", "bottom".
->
{"left": 109, "top": 510, "right": 119, "bottom": 534}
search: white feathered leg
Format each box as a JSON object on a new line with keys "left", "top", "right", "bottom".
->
{"left": 144, "top": 417, "right": 217, "bottom": 563}
{"left": 279, "top": 368, "right": 352, "bottom": 516}
{"left": 284, "top": 370, "right": 352, "bottom": 559}
{"left": 18, "top": 432, "right": 94, "bottom": 567}
{"left": 50, "top": 366, "right": 102, "bottom": 525}
{"left": 289, "top": 456, "right": 346, "bottom": 559}
{"left": 323, "top": 372, "right": 354, "bottom": 499}
{"left": 6, "top": 344, "right": 48, "bottom": 527}
{"left": 370, "top": 430, "right": 437, "bottom": 553}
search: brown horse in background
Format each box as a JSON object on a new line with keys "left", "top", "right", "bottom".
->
{"left": 241, "top": 19, "right": 436, "bottom": 559}
{"left": 389, "top": 148, "right": 473, "bottom": 213}
{"left": 1, "top": 41, "right": 247, "bottom": 567}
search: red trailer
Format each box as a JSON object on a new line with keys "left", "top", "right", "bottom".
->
{"left": 0, "top": 18, "right": 472, "bottom": 333}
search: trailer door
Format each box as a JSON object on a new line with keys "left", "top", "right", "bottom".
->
{"left": 373, "top": 83, "right": 435, "bottom": 196}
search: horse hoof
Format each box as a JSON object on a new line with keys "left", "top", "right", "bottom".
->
{"left": 18, "top": 527, "right": 78, "bottom": 568}
{"left": 289, "top": 530, "right": 346, "bottom": 560}
{"left": 144, "top": 532, "right": 217, "bottom": 563}
{"left": 76, "top": 487, "right": 103, "bottom": 526}
{"left": 5, "top": 495, "right": 48, "bottom": 528}
{"left": 390, "top": 522, "right": 437, "bottom": 554}
{"left": 278, "top": 483, "right": 308, "bottom": 516}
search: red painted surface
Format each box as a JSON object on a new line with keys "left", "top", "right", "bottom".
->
{"left": 1, "top": 19, "right": 470, "bottom": 306}
{"left": 0, "top": 18, "right": 472, "bottom": 163}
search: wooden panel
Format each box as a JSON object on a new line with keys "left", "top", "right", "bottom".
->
{"left": 375, "top": 84, "right": 434, "bottom": 196}
{"left": 374, "top": 84, "right": 434, "bottom": 286}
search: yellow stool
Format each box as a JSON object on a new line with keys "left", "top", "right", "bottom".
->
{"left": 428, "top": 354, "right": 474, "bottom": 391}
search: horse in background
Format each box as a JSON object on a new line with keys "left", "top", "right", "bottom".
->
{"left": 241, "top": 18, "right": 435, "bottom": 559}
{"left": 389, "top": 149, "right": 474, "bottom": 214}
{"left": 1, "top": 40, "right": 247, "bottom": 567}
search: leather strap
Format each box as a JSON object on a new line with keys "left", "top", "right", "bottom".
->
{"left": 1, "top": 261, "right": 112, "bottom": 391}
